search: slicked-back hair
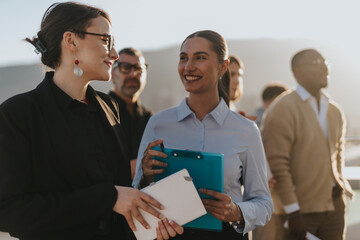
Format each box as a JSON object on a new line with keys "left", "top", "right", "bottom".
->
{"left": 25, "top": 2, "right": 111, "bottom": 69}
{"left": 229, "top": 55, "right": 244, "bottom": 69}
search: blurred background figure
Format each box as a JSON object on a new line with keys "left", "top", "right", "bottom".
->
{"left": 261, "top": 49, "right": 354, "bottom": 240}
{"left": 109, "top": 48, "right": 152, "bottom": 179}
{"left": 228, "top": 55, "right": 244, "bottom": 111}
{"left": 253, "top": 83, "right": 288, "bottom": 127}
{"left": 228, "top": 55, "right": 257, "bottom": 121}
{"left": 251, "top": 82, "right": 287, "bottom": 240}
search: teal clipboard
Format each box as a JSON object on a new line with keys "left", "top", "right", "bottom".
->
{"left": 152, "top": 146, "right": 224, "bottom": 231}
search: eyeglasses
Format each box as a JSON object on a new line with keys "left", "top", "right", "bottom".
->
{"left": 73, "top": 31, "right": 114, "bottom": 51}
{"left": 302, "top": 58, "right": 330, "bottom": 67}
{"left": 114, "top": 62, "right": 147, "bottom": 74}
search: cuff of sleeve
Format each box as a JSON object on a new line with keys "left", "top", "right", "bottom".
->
{"left": 236, "top": 202, "right": 252, "bottom": 234}
{"left": 284, "top": 202, "right": 300, "bottom": 214}
{"left": 132, "top": 168, "right": 143, "bottom": 189}
{"left": 228, "top": 203, "right": 245, "bottom": 234}
{"left": 236, "top": 199, "right": 272, "bottom": 234}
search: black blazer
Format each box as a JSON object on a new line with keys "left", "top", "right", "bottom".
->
{"left": 0, "top": 72, "right": 134, "bottom": 240}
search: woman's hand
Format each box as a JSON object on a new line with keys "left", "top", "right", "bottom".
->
{"left": 199, "top": 188, "right": 243, "bottom": 223}
{"left": 156, "top": 218, "right": 184, "bottom": 240}
{"left": 141, "top": 139, "right": 168, "bottom": 185}
{"left": 113, "top": 186, "right": 165, "bottom": 232}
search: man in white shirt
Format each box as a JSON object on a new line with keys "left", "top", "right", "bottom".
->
{"left": 261, "top": 49, "right": 353, "bottom": 240}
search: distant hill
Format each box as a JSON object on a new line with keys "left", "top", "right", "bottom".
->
{"left": 1, "top": 38, "right": 359, "bottom": 134}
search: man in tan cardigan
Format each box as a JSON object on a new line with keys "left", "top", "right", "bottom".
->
{"left": 261, "top": 49, "right": 353, "bottom": 240}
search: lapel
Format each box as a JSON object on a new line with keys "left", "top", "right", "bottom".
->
{"left": 92, "top": 90, "right": 131, "bottom": 184}
{"left": 295, "top": 92, "right": 328, "bottom": 141}
{"left": 326, "top": 105, "right": 336, "bottom": 154}
{"left": 34, "top": 73, "right": 131, "bottom": 187}
{"left": 296, "top": 91, "right": 337, "bottom": 154}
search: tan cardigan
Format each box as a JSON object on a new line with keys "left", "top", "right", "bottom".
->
{"left": 261, "top": 90, "right": 353, "bottom": 214}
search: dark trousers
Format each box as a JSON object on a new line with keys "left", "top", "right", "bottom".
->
{"left": 174, "top": 222, "right": 248, "bottom": 240}
{"left": 271, "top": 186, "right": 346, "bottom": 240}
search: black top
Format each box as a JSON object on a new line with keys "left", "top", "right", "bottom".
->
{"left": 52, "top": 78, "right": 124, "bottom": 186}
{"left": 109, "top": 91, "right": 152, "bottom": 160}
{"left": 0, "top": 72, "right": 135, "bottom": 240}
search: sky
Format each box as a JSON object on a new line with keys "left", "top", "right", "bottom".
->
{"left": 1, "top": 0, "right": 360, "bottom": 67}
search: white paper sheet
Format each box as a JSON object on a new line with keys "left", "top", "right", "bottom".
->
{"left": 133, "top": 169, "right": 207, "bottom": 240}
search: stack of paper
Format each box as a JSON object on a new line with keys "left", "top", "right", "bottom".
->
{"left": 133, "top": 169, "right": 207, "bottom": 240}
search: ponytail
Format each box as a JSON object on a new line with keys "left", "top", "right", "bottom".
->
{"left": 218, "top": 68, "right": 230, "bottom": 107}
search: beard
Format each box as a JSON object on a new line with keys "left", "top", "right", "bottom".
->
{"left": 121, "top": 77, "right": 141, "bottom": 97}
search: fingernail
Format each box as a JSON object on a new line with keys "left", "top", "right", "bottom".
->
{"left": 146, "top": 225, "right": 150, "bottom": 229}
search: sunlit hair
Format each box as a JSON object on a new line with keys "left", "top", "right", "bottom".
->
{"left": 25, "top": 2, "right": 111, "bottom": 69}
{"left": 229, "top": 55, "right": 245, "bottom": 69}
{"left": 181, "top": 30, "right": 230, "bottom": 106}
{"left": 116, "top": 47, "right": 147, "bottom": 67}
{"left": 262, "top": 83, "right": 288, "bottom": 102}
{"left": 118, "top": 47, "right": 144, "bottom": 59}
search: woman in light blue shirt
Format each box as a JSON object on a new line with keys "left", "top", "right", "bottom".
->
{"left": 132, "top": 30, "right": 273, "bottom": 240}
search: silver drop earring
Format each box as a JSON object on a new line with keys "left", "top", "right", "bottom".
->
{"left": 73, "top": 59, "right": 83, "bottom": 77}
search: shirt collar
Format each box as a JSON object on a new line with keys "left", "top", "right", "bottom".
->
{"left": 295, "top": 84, "right": 329, "bottom": 102}
{"left": 109, "top": 91, "right": 143, "bottom": 116}
{"left": 50, "top": 74, "right": 74, "bottom": 111}
{"left": 177, "top": 98, "right": 193, "bottom": 121}
{"left": 209, "top": 99, "right": 228, "bottom": 126}
{"left": 50, "top": 72, "right": 97, "bottom": 111}
{"left": 109, "top": 91, "right": 126, "bottom": 108}
{"left": 177, "top": 98, "right": 229, "bottom": 126}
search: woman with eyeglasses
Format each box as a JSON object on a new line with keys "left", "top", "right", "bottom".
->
{"left": 133, "top": 30, "right": 273, "bottom": 239}
{"left": 0, "top": 2, "right": 182, "bottom": 240}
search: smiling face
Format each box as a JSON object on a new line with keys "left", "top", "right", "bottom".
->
{"left": 75, "top": 16, "right": 118, "bottom": 81}
{"left": 178, "top": 37, "right": 225, "bottom": 96}
{"left": 112, "top": 53, "right": 147, "bottom": 98}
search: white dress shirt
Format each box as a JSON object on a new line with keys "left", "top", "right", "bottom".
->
{"left": 132, "top": 98, "right": 273, "bottom": 234}
{"left": 284, "top": 85, "right": 330, "bottom": 214}
{"left": 296, "top": 84, "right": 329, "bottom": 138}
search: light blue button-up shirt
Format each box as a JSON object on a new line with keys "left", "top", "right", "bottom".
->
{"left": 132, "top": 98, "right": 273, "bottom": 233}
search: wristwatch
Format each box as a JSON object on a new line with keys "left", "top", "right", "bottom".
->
{"left": 229, "top": 204, "right": 244, "bottom": 229}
